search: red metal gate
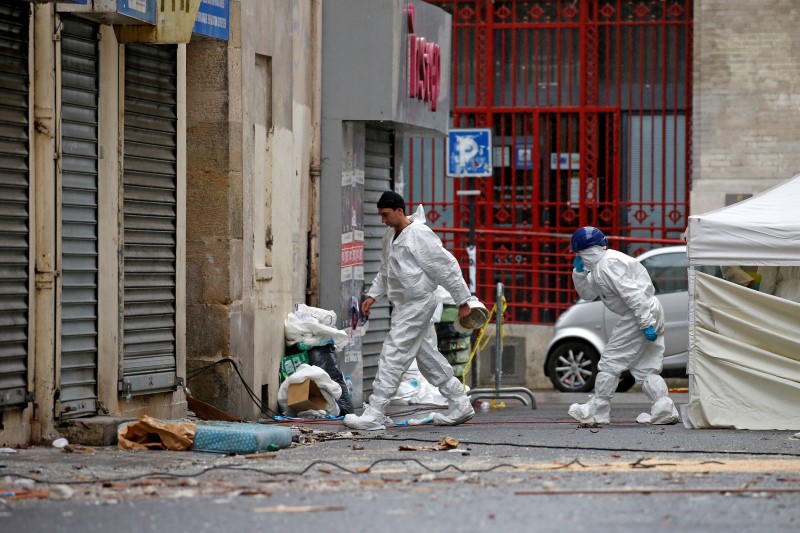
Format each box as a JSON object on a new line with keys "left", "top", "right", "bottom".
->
{"left": 405, "top": 0, "right": 692, "bottom": 323}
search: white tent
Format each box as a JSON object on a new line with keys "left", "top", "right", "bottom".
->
{"left": 687, "top": 174, "right": 800, "bottom": 266}
{"left": 684, "top": 174, "right": 800, "bottom": 430}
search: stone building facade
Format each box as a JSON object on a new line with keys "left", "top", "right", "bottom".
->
{"left": 185, "top": 0, "right": 320, "bottom": 418}
{"left": 692, "top": 0, "right": 800, "bottom": 214}
{"left": 0, "top": 0, "right": 320, "bottom": 446}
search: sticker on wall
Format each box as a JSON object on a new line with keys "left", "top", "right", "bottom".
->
{"left": 493, "top": 145, "right": 510, "bottom": 167}
{"left": 341, "top": 235, "right": 363, "bottom": 282}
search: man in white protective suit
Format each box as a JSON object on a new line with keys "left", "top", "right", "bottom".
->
{"left": 568, "top": 227, "right": 679, "bottom": 425}
{"left": 756, "top": 266, "right": 800, "bottom": 303}
{"left": 343, "top": 191, "right": 476, "bottom": 430}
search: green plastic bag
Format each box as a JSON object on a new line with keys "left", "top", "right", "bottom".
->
{"left": 279, "top": 352, "right": 309, "bottom": 382}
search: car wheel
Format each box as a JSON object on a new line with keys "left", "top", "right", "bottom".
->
{"left": 546, "top": 341, "right": 599, "bottom": 393}
{"left": 616, "top": 372, "right": 636, "bottom": 392}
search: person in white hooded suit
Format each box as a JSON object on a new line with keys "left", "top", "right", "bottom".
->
{"left": 568, "top": 227, "right": 679, "bottom": 425}
{"left": 343, "top": 191, "right": 476, "bottom": 431}
{"left": 756, "top": 266, "right": 800, "bottom": 303}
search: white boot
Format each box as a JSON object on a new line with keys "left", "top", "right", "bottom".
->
{"left": 636, "top": 397, "right": 679, "bottom": 425}
{"left": 568, "top": 372, "right": 617, "bottom": 424}
{"left": 432, "top": 378, "right": 474, "bottom": 426}
{"left": 568, "top": 396, "right": 611, "bottom": 424}
{"left": 637, "top": 375, "right": 680, "bottom": 425}
{"left": 343, "top": 403, "right": 391, "bottom": 431}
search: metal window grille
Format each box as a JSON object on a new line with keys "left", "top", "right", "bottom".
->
{"left": 406, "top": 0, "right": 691, "bottom": 323}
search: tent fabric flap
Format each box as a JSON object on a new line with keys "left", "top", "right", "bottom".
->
{"left": 686, "top": 173, "right": 800, "bottom": 266}
{"left": 686, "top": 271, "right": 800, "bottom": 430}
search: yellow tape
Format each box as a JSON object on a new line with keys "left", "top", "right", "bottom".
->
{"left": 459, "top": 296, "right": 507, "bottom": 388}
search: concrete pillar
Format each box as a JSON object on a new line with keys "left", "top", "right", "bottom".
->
{"left": 31, "top": 3, "right": 58, "bottom": 444}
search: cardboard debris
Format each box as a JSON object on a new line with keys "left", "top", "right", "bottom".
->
{"left": 187, "top": 394, "right": 242, "bottom": 422}
{"left": 253, "top": 504, "right": 345, "bottom": 513}
{"left": 399, "top": 437, "right": 459, "bottom": 451}
{"left": 118, "top": 415, "right": 196, "bottom": 451}
{"left": 244, "top": 453, "right": 277, "bottom": 460}
{"left": 287, "top": 379, "right": 328, "bottom": 412}
{"left": 63, "top": 444, "right": 96, "bottom": 454}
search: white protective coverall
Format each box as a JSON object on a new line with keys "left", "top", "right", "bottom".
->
{"left": 569, "top": 246, "right": 679, "bottom": 425}
{"left": 345, "top": 205, "right": 474, "bottom": 429}
{"left": 757, "top": 266, "right": 800, "bottom": 303}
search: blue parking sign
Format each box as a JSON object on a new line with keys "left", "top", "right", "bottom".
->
{"left": 447, "top": 128, "right": 492, "bottom": 177}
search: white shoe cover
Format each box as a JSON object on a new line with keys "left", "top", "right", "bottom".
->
{"left": 343, "top": 404, "right": 391, "bottom": 431}
{"left": 432, "top": 399, "right": 474, "bottom": 426}
{"left": 568, "top": 398, "right": 611, "bottom": 424}
{"left": 636, "top": 397, "right": 679, "bottom": 425}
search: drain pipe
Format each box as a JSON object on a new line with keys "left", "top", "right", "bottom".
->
{"left": 32, "top": 3, "right": 59, "bottom": 443}
{"left": 306, "top": 0, "right": 322, "bottom": 307}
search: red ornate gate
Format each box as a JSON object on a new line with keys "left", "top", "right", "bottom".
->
{"left": 405, "top": 0, "right": 693, "bottom": 323}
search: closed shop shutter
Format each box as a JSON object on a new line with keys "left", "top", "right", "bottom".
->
{"left": 361, "top": 126, "right": 393, "bottom": 397}
{"left": 121, "top": 44, "right": 177, "bottom": 396}
{"left": 59, "top": 17, "right": 99, "bottom": 418}
{"left": 0, "top": 0, "right": 30, "bottom": 409}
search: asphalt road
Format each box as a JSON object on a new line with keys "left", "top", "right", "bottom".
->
{"left": 2, "top": 392, "right": 799, "bottom": 533}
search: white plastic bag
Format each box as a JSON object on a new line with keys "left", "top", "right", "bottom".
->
{"left": 284, "top": 312, "right": 349, "bottom": 349}
{"left": 294, "top": 304, "right": 337, "bottom": 327}
{"left": 389, "top": 361, "right": 448, "bottom": 406}
{"left": 432, "top": 286, "right": 455, "bottom": 323}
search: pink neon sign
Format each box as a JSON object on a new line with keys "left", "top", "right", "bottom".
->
{"left": 406, "top": 4, "right": 441, "bottom": 111}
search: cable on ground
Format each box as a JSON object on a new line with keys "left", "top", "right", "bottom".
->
{"left": 187, "top": 357, "right": 282, "bottom": 421}
{"left": 372, "top": 435, "right": 800, "bottom": 458}
{"left": 0, "top": 458, "right": 518, "bottom": 486}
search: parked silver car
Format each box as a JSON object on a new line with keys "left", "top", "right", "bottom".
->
{"left": 544, "top": 246, "right": 689, "bottom": 392}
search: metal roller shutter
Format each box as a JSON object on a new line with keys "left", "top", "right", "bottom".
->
{"left": 120, "top": 44, "right": 178, "bottom": 397}
{"left": 59, "top": 17, "right": 99, "bottom": 418}
{"left": 0, "top": 0, "right": 30, "bottom": 409}
{"left": 361, "top": 126, "right": 393, "bottom": 397}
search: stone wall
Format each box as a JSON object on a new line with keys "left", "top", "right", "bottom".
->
{"left": 185, "top": 1, "right": 315, "bottom": 418}
{"left": 692, "top": 0, "right": 800, "bottom": 214}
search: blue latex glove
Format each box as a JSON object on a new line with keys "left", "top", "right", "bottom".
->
{"left": 573, "top": 256, "right": 584, "bottom": 273}
{"left": 643, "top": 325, "right": 658, "bottom": 341}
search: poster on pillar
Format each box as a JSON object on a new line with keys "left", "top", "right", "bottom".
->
{"left": 341, "top": 231, "right": 364, "bottom": 283}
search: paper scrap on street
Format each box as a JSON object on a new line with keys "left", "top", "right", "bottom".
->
{"left": 253, "top": 504, "right": 345, "bottom": 513}
{"left": 399, "top": 437, "right": 459, "bottom": 451}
